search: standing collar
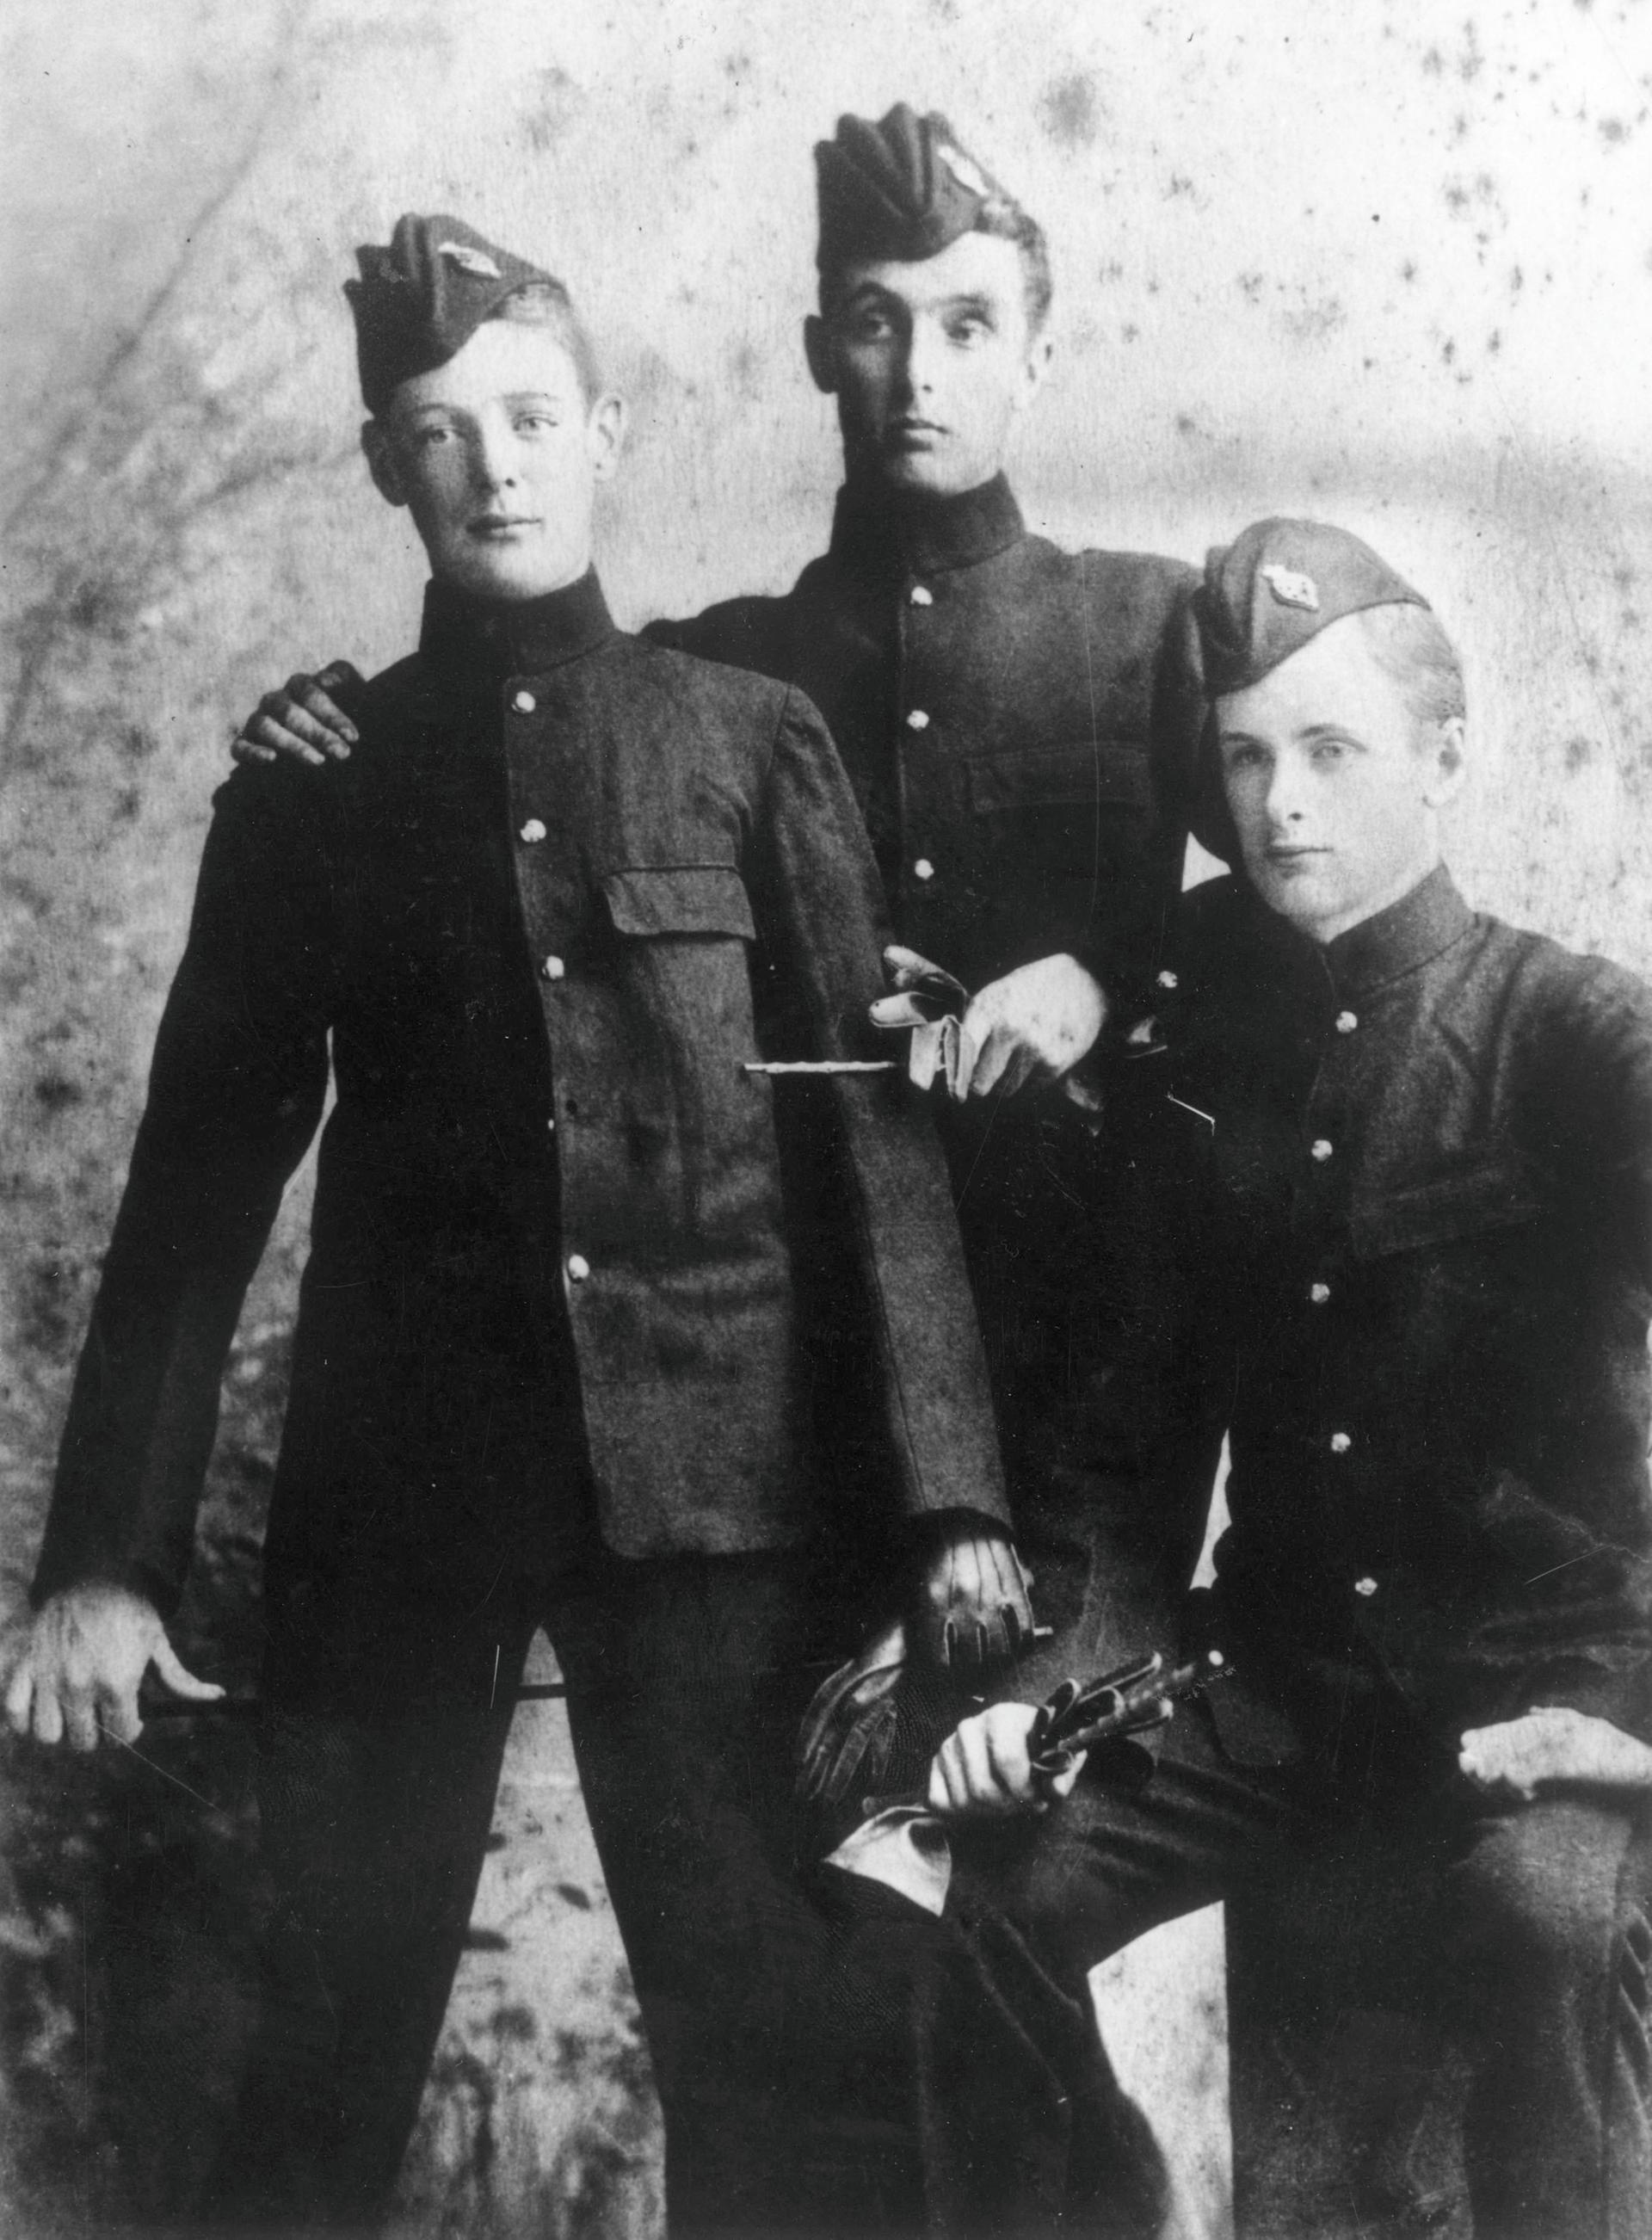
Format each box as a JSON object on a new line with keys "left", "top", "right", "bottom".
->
{"left": 828, "top": 470, "right": 1025, "bottom": 581}
{"left": 1323, "top": 863, "right": 1474, "bottom": 993}
{"left": 1224, "top": 863, "right": 1475, "bottom": 1002}
{"left": 417, "top": 568, "right": 616, "bottom": 687}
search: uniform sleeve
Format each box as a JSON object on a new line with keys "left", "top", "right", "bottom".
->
{"left": 31, "top": 768, "right": 336, "bottom": 1617}
{"left": 1545, "top": 955, "right": 1652, "bottom": 1289}
{"left": 743, "top": 688, "right": 1010, "bottom": 1531}
{"left": 1071, "top": 567, "right": 1213, "bottom": 1005}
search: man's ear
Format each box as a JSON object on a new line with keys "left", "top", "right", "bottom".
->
{"left": 585, "top": 391, "right": 626, "bottom": 484}
{"left": 803, "top": 313, "right": 838, "bottom": 396}
{"left": 361, "top": 419, "right": 409, "bottom": 509}
{"left": 1014, "top": 330, "right": 1055, "bottom": 416}
{"left": 1423, "top": 714, "right": 1468, "bottom": 810}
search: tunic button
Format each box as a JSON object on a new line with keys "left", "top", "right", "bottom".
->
{"left": 1329, "top": 1431, "right": 1352, "bottom": 1454}
{"left": 512, "top": 689, "right": 537, "bottom": 715}
{"left": 905, "top": 708, "right": 931, "bottom": 731}
{"left": 913, "top": 858, "right": 935, "bottom": 883}
{"left": 909, "top": 584, "right": 934, "bottom": 607}
{"left": 546, "top": 1117, "right": 556, "bottom": 1134}
{"left": 1335, "top": 1009, "right": 1359, "bottom": 1034}
{"left": 1309, "top": 1281, "right": 1331, "bottom": 1305}
{"left": 519, "top": 818, "right": 547, "bottom": 844}
{"left": 566, "top": 1254, "right": 590, "bottom": 1282}
{"left": 541, "top": 955, "right": 566, "bottom": 982}
{"left": 1156, "top": 971, "right": 1179, "bottom": 990}
{"left": 1310, "top": 1139, "right": 1334, "bottom": 1163}
{"left": 1353, "top": 1576, "right": 1378, "bottom": 1598}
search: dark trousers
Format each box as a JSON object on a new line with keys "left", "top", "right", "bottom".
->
{"left": 941, "top": 1695, "right": 1652, "bottom": 2240}
{"left": 208, "top": 1552, "right": 848, "bottom": 2234}
{"left": 205, "top": 1546, "right": 1168, "bottom": 2239}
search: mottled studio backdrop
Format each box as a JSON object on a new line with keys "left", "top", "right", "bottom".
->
{"left": 3, "top": 2, "right": 1649, "bottom": 2234}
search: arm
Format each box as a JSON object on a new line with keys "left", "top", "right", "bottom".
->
{"left": 928, "top": 586, "right": 1208, "bottom": 1105}
{"left": 745, "top": 691, "right": 1020, "bottom": 1639}
{"left": 30, "top": 764, "right": 335, "bottom": 1624}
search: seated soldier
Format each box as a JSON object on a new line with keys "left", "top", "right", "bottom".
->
{"left": 922, "top": 520, "right": 1652, "bottom": 2240}
{"left": 3, "top": 213, "right": 1014, "bottom": 2236}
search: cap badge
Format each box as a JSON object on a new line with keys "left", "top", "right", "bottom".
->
{"left": 1261, "top": 564, "right": 1320, "bottom": 613}
{"left": 439, "top": 243, "right": 503, "bottom": 279}
{"left": 934, "top": 141, "right": 990, "bottom": 199}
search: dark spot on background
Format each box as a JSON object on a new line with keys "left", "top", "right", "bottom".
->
{"left": 1563, "top": 736, "right": 1593, "bottom": 773}
{"left": 1038, "top": 71, "right": 1100, "bottom": 148}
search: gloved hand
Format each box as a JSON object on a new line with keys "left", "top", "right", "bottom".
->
{"left": 870, "top": 945, "right": 970, "bottom": 1092}
{"left": 795, "top": 1618, "right": 907, "bottom": 1805}
{"left": 914, "top": 1523, "right": 1037, "bottom": 1673}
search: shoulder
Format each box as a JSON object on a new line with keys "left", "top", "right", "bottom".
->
{"left": 1473, "top": 915, "right": 1652, "bottom": 1054}
{"left": 600, "top": 629, "right": 798, "bottom": 731}
{"left": 643, "top": 591, "right": 798, "bottom": 681}
{"left": 209, "top": 650, "right": 425, "bottom": 830}
{"left": 1020, "top": 534, "right": 1198, "bottom": 614}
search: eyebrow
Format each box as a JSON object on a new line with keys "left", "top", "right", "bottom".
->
{"left": 402, "top": 390, "right": 566, "bottom": 419}
{"left": 838, "top": 284, "right": 1000, "bottom": 320}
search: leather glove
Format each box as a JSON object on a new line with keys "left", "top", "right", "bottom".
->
{"left": 869, "top": 946, "right": 969, "bottom": 1093}
{"left": 914, "top": 1526, "right": 1038, "bottom": 1673}
{"left": 795, "top": 1618, "right": 907, "bottom": 1805}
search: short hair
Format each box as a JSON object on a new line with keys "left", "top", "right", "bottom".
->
{"left": 1357, "top": 601, "right": 1467, "bottom": 736}
{"left": 485, "top": 280, "right": 604, "bottom": 404}
{"left": 819, "top": 200, "right": 1054, "bottom": 335}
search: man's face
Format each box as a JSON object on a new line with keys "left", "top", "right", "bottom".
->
{"left": 1215, "top": 613, "right": 1464, "bottom": 943}
{"left": 364, "top": 319, "right": 623, "bottom": 601}
{"left": 805, "top": 231, "right": 1051, "bottom": 497}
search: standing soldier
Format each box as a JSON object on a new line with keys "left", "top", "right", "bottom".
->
{"left": 5, "top": 213, "right": 1014, "bottom": 2237}
{"left": 239, "top": 103, "right": 1217, "bottom": 1729}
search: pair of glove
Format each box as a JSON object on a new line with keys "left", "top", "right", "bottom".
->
{"left": 796, "top": 1527, "right": 1038, "bottom": 1808}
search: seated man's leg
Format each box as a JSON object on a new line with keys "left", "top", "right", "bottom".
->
{"left": 922, "top": 1700, "right": 1313, "bottom": 2237}
{"left": 208, "top": 1584, "right": 534, "bottom": 2231}
{"left": 1444, "top": 1796, "right": 1652, "bottom": 2240}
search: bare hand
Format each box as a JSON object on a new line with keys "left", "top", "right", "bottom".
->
{"left": 1458, "top": 1706, "right": 1652, "bottom": 1803}
{"left": 3, "top": 1584, "right": 222, "bottom": 1752}
{"left": 915, "top": 1526, "right": 1036, "bottom": 1672}
{"left": 953, "top": 954, "right": 1106, "bottom": 1101}
{"left": 231, "top": 661, "right": 363, "bottom": 766}
{"left": 927, "top": 1701, "right": 1086, "bottom": 1820}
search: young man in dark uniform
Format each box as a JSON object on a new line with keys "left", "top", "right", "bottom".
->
{"left": 4, "top": 215, "right": 1012, "bottom": 2235}
{"left": 927, "top": 520, "right": 1652, "bottom": 2240}
{"left": 235, "top": 104, "right": 1214, "bottom": 1728}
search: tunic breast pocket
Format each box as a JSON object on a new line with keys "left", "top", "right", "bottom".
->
{"left": 1349, "top": 1155, "right": 1547, "bottom": 1361}
{"left": 1349, "top": 1157, "right": 1541, "bottom": 1262}
{"left": 599, "top": 865, "right": 759, "bottom": 1055}
{"left": 964, "top": 739, "right": 1154, "bottom": 879}
{"left": 595, "top": 866, "right": 767, "bottom": 1204}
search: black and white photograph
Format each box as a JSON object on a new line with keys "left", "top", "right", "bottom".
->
{"left": 3, "top": 5, "right": 1651, "bottom": 2236}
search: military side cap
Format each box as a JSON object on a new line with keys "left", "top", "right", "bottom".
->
{"left": 1193, "top": 517, "right": 1431, "bottom": 697}
{"left": 816, "top": 102, "right": 1009, "bottom": 270}
{"left": 347, "top": 213, "right": 559, "bottom": 413}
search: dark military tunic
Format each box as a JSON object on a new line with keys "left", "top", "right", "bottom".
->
{"left": 650, "top": 472, "right": 1209, "bottom": 1669}
{"left": 32, "top": 569, "right": 1016, "bottom": 2236}
{"left": 945, "top": 867, "right": 1652, "bottom": 2240}
{"left": 34, "top": 571, "right": 1005, "bottom": 1619}
{"left": 1137, "top": 865, "right": 1652, "bottom": 1754}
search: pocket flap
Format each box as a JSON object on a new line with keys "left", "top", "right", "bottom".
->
{"left": 1352, "top": 1157, "right": 1539, "bottom": 1258}
{"left": 601, "top": 865, "right": 756, "bottom": 940}
{"left": 965, "top": 740, "right": 1153, "bottom": 814}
